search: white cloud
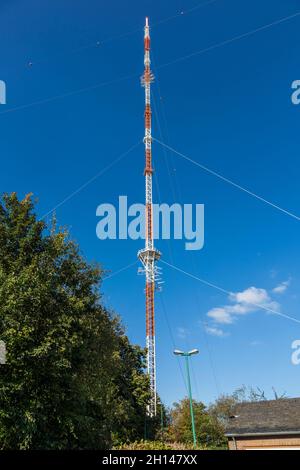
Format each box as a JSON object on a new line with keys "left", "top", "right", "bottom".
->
{"left": 230, "top": 286, "right": 269, "bottom": 305}
{"left": 207, "top": 307, "right": 233, "bottom": 324}
{"left": 205, "top": 326, "right": 227, "bottom": 337}
{"left": 272, "top": 279, "right": 290, "bottom": 294}
{"left": 227, "top": 303, "right": 253, "bottom": 315}
{"left": 206, "top": 284, "right": 281, "bottom": 326}
{"left": 265, "top": 300, "right": 281, "bottom": 312}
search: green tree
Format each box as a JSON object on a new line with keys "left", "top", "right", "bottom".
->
{"left": 0, "top": 193, "right": 151, "bottom": 449}
{"left": 168, "top": 398, "right": 226, "bottom": 447}
{"left": 208, "top": 395, "right": 238, "bottom": 430}
{"left": 109, "top": 334, "right": 152, "bottom": 445}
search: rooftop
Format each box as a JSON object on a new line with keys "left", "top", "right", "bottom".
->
{"left": 225, "top": 398, "right": 300, "bottom": 436}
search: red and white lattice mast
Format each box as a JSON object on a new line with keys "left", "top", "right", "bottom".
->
{"left": 138, "top": 17, "right": 162, "bottom": 417}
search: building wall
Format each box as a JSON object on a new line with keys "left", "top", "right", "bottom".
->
{"left": 228, "top": 434, "right": 300, "bottom": 450}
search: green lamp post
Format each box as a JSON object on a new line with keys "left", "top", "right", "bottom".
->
{"left": 174, "top": 348, "right": 199, "bottom": 448}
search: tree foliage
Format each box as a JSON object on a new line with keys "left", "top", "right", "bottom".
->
{"left": 168, "top": 398, "right": 226, "bottom": 447}
{"left": 0, "top": 193, "right": 152, "bottom": 449}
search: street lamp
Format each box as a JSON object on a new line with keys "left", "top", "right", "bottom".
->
{"left": 173, "top": 348, "right": 199, "bottom": 448}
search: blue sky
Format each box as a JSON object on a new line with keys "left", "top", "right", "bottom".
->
{"left": 1, "top": 0, "right": 300, "bottom": 407}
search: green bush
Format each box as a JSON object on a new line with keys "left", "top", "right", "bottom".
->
{"left": 113, "top": 440, "right": 227, "bottom": 450}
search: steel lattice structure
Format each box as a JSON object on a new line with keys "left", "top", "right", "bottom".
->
{"left": 138, "top": 17, "right": 161, "bottom": 417}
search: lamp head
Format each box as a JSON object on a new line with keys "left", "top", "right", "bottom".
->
{"left": 173, "top": 349, "right": 184, "bottom": 356}
{"left": 188, "top": 349, "right": 199, "bottom": 356}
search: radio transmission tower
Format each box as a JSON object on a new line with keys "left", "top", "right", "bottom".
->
{"left": 138, "top": 17, "right": 162, "bottom": 417}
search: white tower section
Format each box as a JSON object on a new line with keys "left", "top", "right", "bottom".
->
{"left": 138, "top": 17, "right": 161, "bottom": 418}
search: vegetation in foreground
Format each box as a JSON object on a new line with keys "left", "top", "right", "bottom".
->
{"left": 114, "top": 440, "right": 227, "bottom": 450}
{"left": 116, "top": 386, "right": 288, "bottom": 450}
{"left": 0, "top": 194, "right": 287, "bottom": 450}
{"left": 0, "top": 193, "right": 156, "bottom": 449}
